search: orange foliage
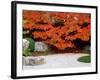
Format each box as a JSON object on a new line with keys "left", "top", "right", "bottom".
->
{"left": 23, "top": 10, "right": 91, "bottom": 50}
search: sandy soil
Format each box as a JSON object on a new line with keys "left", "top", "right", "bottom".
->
{"left": 23, "top": 53, "right": 91, "bottom": 70}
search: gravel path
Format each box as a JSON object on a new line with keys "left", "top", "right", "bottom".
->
{"left": 23, "top": 53, "right": 91, "bottom": 70}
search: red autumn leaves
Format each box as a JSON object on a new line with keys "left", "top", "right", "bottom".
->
{"left": 23, "top": 10, "right": 91, "bottom": 50}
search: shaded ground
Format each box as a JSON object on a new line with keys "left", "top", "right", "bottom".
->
{"left": 23, "top": 53, "right": 91, "bottom": 70}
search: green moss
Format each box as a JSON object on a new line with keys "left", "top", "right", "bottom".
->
{"left": 23, "top": 48, "right": 32, "bottom": 56}
{"left": 77, "top": 56, "right": 91, "bottom": 63}
{"left": 32, "top": 51, "right": 50, "bottom": 56}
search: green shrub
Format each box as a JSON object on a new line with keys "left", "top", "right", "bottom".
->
{"left": 77, "top": 56, "right": 91, "bottom": 63}
{"left": 26, "top": 38, "right": 35, "bottom": 52}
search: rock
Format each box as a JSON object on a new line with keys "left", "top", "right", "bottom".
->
{"left": 23, "top": 39, "right": 29, "bottom": 50}
{"left": 34, "top": 42, "right": 48, "bottom": 51}
{"left": 23, "top": 56, "right": 45, "bottom": 65}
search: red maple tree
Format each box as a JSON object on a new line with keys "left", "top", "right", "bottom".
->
{"left": 23, "top": 10, "right": 91, "bottom": 50}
